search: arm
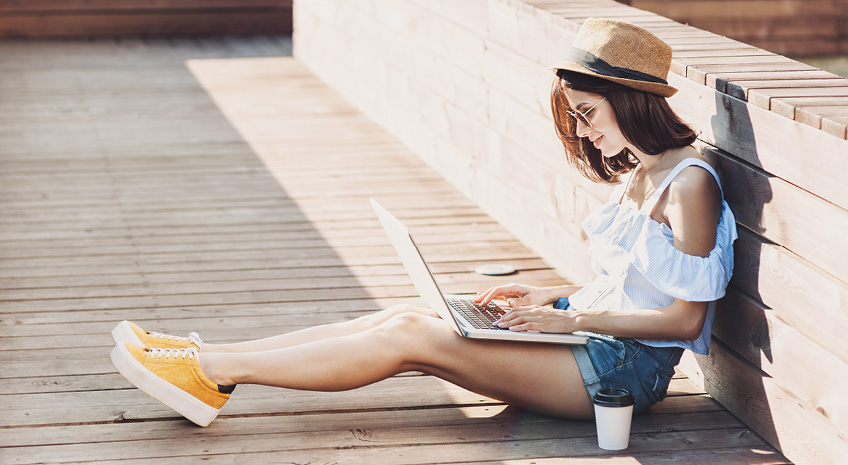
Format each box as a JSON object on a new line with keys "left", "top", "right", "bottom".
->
{"left": 474, "top": 283, "right": 583, "bottom": 307}
{"left": 498, "top": 165, "right": 721, "bottom": 340}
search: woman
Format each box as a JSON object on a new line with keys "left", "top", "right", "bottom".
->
{"left": 110, "top": 18, "right": 737, "bottom": 427}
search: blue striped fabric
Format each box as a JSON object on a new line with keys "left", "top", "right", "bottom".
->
{"left": 568, "top": 158, "right": 738, "bottom": 354}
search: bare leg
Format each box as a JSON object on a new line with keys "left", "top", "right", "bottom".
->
{"left": 202, "top": 304, "right": 437, "bottom": 353}
{"left": 199, "top": 311, "right": 594, "bottom": 419}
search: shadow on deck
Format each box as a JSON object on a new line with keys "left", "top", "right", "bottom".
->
{"left": 0, "top": 37, "right": 788, "bottom": 464}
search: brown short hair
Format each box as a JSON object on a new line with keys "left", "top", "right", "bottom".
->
{"left": 550, "top": 69, "right": 697, "bottom": 184}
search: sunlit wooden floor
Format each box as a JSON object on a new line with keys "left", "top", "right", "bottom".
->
{"left": 0, "top": 36, "right": 790, "bottom": 464}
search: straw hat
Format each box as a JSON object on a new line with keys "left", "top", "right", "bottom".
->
{"left": 550, "top": 18, "right": 677, "bottom": 97}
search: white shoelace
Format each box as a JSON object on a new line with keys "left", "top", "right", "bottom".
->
{"left": 147, "top": 347, "right": 199, "bottom": 360}
{"left": 148, "top": 331, "right": 204, "bottom": 350}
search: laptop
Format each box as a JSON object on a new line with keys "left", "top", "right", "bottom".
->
{"left": 371, "top": 198, "right": 588, "bottom": 345}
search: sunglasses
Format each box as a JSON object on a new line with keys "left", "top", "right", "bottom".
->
{"left": 566, "top": 97, "right": 606, "bottom": 129}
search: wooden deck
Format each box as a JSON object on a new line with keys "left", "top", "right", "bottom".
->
{"left": 0, "top": 37, "right": 790, "bottom": 464}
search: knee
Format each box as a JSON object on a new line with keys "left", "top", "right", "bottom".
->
{"left": 382, "top": 304, "right": 436, "bottom": 319}
{"left": 382, "top": 304, "right": 420, "bottom": 318}
{"left": 380, "top": 311, "right": 432, "bottom": 334}
{"left": 373, "top": 312, "right": 457, "bottom": 372}
{"left": 360, "top": 304, "right": 435, "bottom": 328}
{"left": 346, "top": 304, "right": 418, "bottom": 332}
{"left": 372, "top": 312, "right": 440, "bottom": 350}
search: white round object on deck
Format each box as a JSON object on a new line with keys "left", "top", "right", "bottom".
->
{"left": 474, "top": 264, "right": 516, "bottom": 276}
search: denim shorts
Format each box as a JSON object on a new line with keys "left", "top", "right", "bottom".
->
{"left": 554, "top": 297, "right": 683, "bottom": 413}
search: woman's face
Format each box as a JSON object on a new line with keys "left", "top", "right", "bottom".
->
{"left": 564, "top": 89, "right": 627, "bottom": 158}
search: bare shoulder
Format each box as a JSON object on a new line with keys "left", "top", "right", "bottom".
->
{"left": 662, "top": 149, "right": 722, "bottom": 256}
{"left": 666, "top": 147, "right": 720, "bottom": 208}
{"left": 669, "top": 166, "right": 720, "bottom": 201}
{"left": 668, "top": 169, "right": 721, "bottom": 231}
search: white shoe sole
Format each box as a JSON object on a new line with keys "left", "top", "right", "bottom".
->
{"left": 110, "top": 343, "right": 220, "bottom": 427}
{"left": 111, "top": 320, "right": 146, "bottom": 347}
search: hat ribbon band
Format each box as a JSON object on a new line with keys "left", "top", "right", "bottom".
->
{"left": 565, "top": 47, "right": 668, "bottom": 85}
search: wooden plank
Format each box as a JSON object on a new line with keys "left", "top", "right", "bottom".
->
{"left": 713, "top": 288, "right": 848, "bottom": 435}
{"left": 707, "top": 145, "right": 848, "bottom": 286}
{"left": 76, "top": 448, "right": 790, "bottom": 465}
{"left": 0, "top": 376, "right": 498, "bottom": 427}
{"left": 0, "top": 297, "right": 414, "bottom": 328}
{"left": 671, "top": 55, "right": 804, "bottom": 77}
{"left": 723, "top": 79, "right": 848, "bottom": 103}
{"left": 0, "top": 217, "right": 496, "bottom": 245}
{"left": 0, "top": 223, "right": 503, "bottom": 251}
{"left": 0, "top": 370, "right": 703, "bottom": 398}
{"left": 667, "top": 73, "right": 848, "bottom": 209}
{"left": 0, "top": 228, "right": 518, "bottom": 260}
{"left": 0, "top": 250, "right": 515, "bottom": 284}
{"left": 747, "top": 87, "right": 848, "bottom": 111}
{"left": 707, "top": 71, "right": 843, "bottom": 93}
{"left": 0, "top": 404, "right": 519, "bottom": 447}
{"left": 770, "top": 97, "right": 848, "bottom": 119}
{"left": 672, "top": 49, "right": 775, "bottom": 60}
{"left": 0, "top": 12, "right": 293, "bottom": 37}
{"left": 463, "top": 452, "right": 790, "bottom": 465}
{"left": 730, "top": 229, "right": 848, "bottom": 358}
{"left": 0, "top": 372, "right": 704, "bottom": 426}
{"left": 0, "top": 268, "right": 557, "bottom": 304}
{"left": 2, "top": 425, "right": 773, "bottom": 465}
{"left": 821, "top": 115, "right": 848, "bottom": 139}
{"left": 687, "top": 64, "right": 820, "bottom": 86}
{"left": 0, "top": 0, "right": 292, "bottom": 11}
{"left": 670, "top": 42, "right": 763, "bottom": 52}
{"left": 0, "top": 277, "right": 570, "bottom": 314}
{"left": 630, "top": 0, "right": 840, "bottom": 20}
{"left": 795, "top": 106, "right": 848, "bottom": 130}
{"left": 679, "top": 342, "right": 848, "bottom": 465}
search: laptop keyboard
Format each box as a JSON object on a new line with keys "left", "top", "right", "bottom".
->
{"left": 446, "top": 298, "right": 507, "bottom": 330}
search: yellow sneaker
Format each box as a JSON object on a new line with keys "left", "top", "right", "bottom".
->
{"left": 110, "top": 343, "right": 234, "bottom": 427}
{"left": 112, "top": 320, "right": 203, "bottom": 350}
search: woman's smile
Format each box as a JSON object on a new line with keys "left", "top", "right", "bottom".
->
{"left": 592, "top": 135, "right": 603, "bottom": 149}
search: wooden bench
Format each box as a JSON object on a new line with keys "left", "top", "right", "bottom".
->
{"left": 617, "top": 0, "right": 848, "bottom": 57}
{"left": 0, "top": 0, "right": 293, "bottom": 37}
{"left": 294, "top": 1, "right": 848, "bottom": 464}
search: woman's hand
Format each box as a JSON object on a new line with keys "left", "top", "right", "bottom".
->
{"left": 494, "top": 305, "right": 578, "bottom": 334}
{"left": 474, "top": 283, "right": 554, "bottom": 307}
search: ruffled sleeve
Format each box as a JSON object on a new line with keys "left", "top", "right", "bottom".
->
{"left": 631, "top": 203, "right": 738, "bottom": 302}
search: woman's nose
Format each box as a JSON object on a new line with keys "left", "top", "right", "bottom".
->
{"left": 575, "top": 119, "right": 591, "bottom": 138}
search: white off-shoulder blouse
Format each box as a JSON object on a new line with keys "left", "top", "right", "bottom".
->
{"left": 568, "top": 157, "right": 738, "bottom": 354}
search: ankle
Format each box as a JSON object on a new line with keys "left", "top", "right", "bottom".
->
{"left": 199, "top": 342, "right": 233, "bottom": 353}
{"left": 198, "top": 352, "right": 236, "bottom": 386}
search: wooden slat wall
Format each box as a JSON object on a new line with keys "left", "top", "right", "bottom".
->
{"left": 0, "top": 0, "right": 293, "bottom": 37}
{"left": 616, "top": 0, "right": 848, "bottom": 56}
{"left": 293, "top": 1, "right": 848, "bottom": 464}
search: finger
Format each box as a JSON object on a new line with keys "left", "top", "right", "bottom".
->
{"left": 494, "top": 310, "right": 517, "bottom": 326}
{"left": 495, "top": 306, "right": 537, "bottom": 324}
{"left": 476, "top": 288, "right": 502, "bottom": 305}
{"left": 473, "top": 288, "right": 495, "bottom": 303}
{"left": 507, "top": 296, "right": 539, "bottom": 307}
{"left": 507, "top": 322, "right": 539, "bottom": 332}
{"left": 498, "top": 313, "right": 531, "bottom": 328}
{"left": 510, "top": 325, "right": 541, "bottom": 333}
{"left": 476, "top": 285, "right": 521, "bottom": 305}
{"left": 508, "top": 305, "right": 542, "bottom": 313}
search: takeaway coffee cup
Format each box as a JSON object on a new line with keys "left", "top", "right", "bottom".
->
{"left": 592, "top": 387, "right": 635, "bottom": 450}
